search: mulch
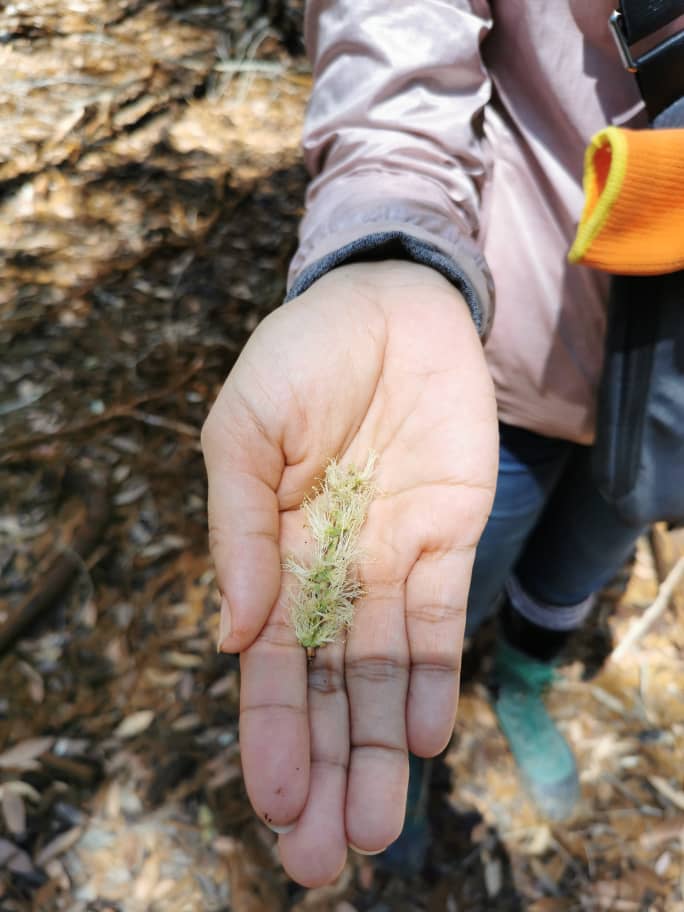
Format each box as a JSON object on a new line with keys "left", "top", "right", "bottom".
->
{"left": 1, "top": 3, "right": 684, "bottom": 910}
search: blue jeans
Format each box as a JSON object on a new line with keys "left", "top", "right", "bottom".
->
{"left": 466, "top": 423, "right": 644, "bottom": 636}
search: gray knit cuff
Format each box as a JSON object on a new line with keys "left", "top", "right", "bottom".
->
{"left": 285, "top": 230, "right": 488, "bottom": 337}
{"left": 506, "top": 574, "right": 596, "bottom": 633}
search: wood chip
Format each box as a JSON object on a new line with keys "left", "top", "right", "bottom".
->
{"left": 655, "top": 850, "right": 671, "bottom": 876}
{"left": 17, "top": 659, "right": 45, "bottom": 703}
{"left": 0, "top": 736, "right": 54, "bottom": 770}
{"left": 1, "top": 789, "right": 26, "bottom": 836}
{"left": 0, "top": 837, "right": 35, "bottom": 876}
{"left": 528, "top": 901, "right": 572, "bottom": 912}
{"left": 208, "top": 671, "right": 239, "bottom": 699}
{"left": 41, "top": 753, "right": 99, "bottom": 785}
{"left": 649, "top": 776, "right": 684, "bottom": 812}
{"left": 144, "top": 668, "right": 182, "bottom": 687}
{"left": 590, "top": 686, "right": 627, "bottom": 715}
{"left": 170, "top": 713, "right": 201, "bottom": 732}
{"left": 0, "top": 780, "right": 41, "bottom": 803}
{"left": 113, "top": 709, "right": 155, "bottom": 739}
{"left": 522, "top": 825, "right": 553, "bottom": 856}
{"left": 132, "top": 853, "right": 161, "bottom": 903}
{"left": 483, "top": 853, "right": 503, "bottom": 897}
{"left": 35, "top": 826, "right": 83, "bottom": 866}
{"left": 207, "top": 762, "right": 242, "bottom": 792}
{"left": 5, "top": 5, "right": 684, "bottom": 910}
{"left": 113, "top": 478, "right": 149, "bottom": 506}
{"left": 162, "top": 650, "right": 203, "bottom": 668}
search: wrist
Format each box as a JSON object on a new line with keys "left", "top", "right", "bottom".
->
{"left": 286, "top": 230, "right": 492, "bottom": 339}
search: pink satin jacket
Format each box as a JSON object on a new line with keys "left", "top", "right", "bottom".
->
{"left": 287, "top": 1, "right": 647, "bottom": 443}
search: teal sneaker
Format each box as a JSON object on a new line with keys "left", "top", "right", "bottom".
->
{"left": 493, "top": 638, "right": 579, "bottom": 821}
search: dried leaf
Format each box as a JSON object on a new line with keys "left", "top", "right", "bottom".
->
{"left": 522, "top": 825, "right": 553, "bottom": 856}
{"left": 528, "top": 901, "right": 573, "bottom": 912}
{"left": 640, "top": 815, "right": 684, "bottom": 849}
{"left": 624, "top": 861, "right": 670, "bottom": 896}
{"left": 113, "top": 478, "right": 149, "bottom": 506}
{"left": 213, "top": 835, "right": 284, "bottom": 912}
{"left": 208, "top": 671, "right": 239, "bottom": 700}
{"left": 207, "top": 761, "right": 242, "bottom": 792}
{"left": 132, "top": 853, "right": 161, "bottom": 903}
{"left": 655, "top": 850, "right": 672, "bottom": 876}
{"left": 483, "top": 854, "right": 502, "bottom": 898}
{"left": 0, "top": 736, "right": 54, "bottom": 770}
{"left": 170, "top": 713, "right": 201, "bottom": 732}
{"left": 649, "top": 776, "right": 684, "bottom": 811}
{"left": 17, "top": 660, "right": 45, "bottom": 703}
{"left": 0, "top": 780, "right": 41, "bottom": 803}
{"left": 0, "top": 838, "right": 35, "bottom": 876}
{"left": 113, "top": 710, "right": 155, "bottom": 739}
{"left": 591, "top": 685, "right": 626, "bottom": 715}
{"left": 53, "top": 737, "right": 90, "bottom": 757}
{"left": 1, "top": 790, "right": 26, "bottom": 836}
{"left": 35, "top": 826, "right": 83, "bottom": 866}
{"left": 144, "top": 668, "right": 182, "bottom": 687}
{"left": 162, "top": 650, "right": 203, "bottom": 668}
{"left": 291, "top": 864, "right": 353, "bottom": 910}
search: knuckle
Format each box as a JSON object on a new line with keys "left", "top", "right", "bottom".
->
{"left": 240, "top": 700, "right": 305, "bottom": 718}
{"left": 308, "top": 665, "right": 345, "bottom": 696}
{"left": 312, "top": 754, "right": 348, "bottom": 773}
{"left": 407, "top": 601, "right": 465, "bottom": 626}
{"left": 345, "top": 655, "right": 408, "bottom": 686}
{"left": 257, "top": 617, "right": 298, "bottom": 650}
{"left": 350, "top": 739, "right": 407, "bottom": 758}
{"left": 412, "top": 655, "right": 461, "bottom": 675}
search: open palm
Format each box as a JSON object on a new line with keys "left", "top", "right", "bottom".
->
{"left": 202, "top": 261, "right": 498, "bottom": 886}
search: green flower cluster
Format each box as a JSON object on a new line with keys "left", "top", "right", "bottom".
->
{"left": 286, "top": 453, "right": 377, "bottom": 651}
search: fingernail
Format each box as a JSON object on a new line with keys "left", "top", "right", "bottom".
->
{"left": 349, "top": 843, "right": 386, "bottom": 856}
{"left": 217, "top": 597, "right": 231, "bottom": 652}
{"left": 266, "top": 822, "right": 296, "bottom": 834}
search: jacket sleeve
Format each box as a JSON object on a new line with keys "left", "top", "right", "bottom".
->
{"left": 287, "top": 0, "right": 495, "bottom": 337}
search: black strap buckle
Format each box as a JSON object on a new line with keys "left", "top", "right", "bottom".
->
{"left": 609, "top": 4, "right": 684, "bottom": 121}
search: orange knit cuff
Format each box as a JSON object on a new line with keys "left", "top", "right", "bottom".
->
{"left": 568, "top": 126, "right": 684, "bottom": 275}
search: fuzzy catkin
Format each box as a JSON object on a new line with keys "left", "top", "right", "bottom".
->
{"left": 286, "top": 453, "right": 377, "bottom": 650}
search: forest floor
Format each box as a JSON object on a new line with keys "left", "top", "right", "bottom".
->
{"left": 2, "top": 3, "right": 684, "bottom": 910}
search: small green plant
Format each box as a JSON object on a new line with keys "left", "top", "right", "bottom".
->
{"left": 285, "top": 453, "right": 377, "bottom": 655}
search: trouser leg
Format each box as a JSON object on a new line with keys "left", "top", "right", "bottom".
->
{"left": 410, "top": 425, "right": 644, "bottom": 831}
{"left": 466, "top": 423, "right": 571, "bottom": 636}
{"left": 512, "top": 442, "right": 645, "bottom": 626}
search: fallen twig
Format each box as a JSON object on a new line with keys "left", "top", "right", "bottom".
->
{"left": 0, "top": 470, "right": 109, "bottom": 658}
{"left": 611, "top": 556, "right": 684, "bottom": 661}
{"left": 213, "top": 61, "right": 286, "bottom": 74}
{"left": 128, "top": 409, "right": 201, "bottom": 445}
{"left": 0, "top": 358, "right": 203, "bottom": 455}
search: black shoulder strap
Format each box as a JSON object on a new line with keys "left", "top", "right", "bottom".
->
{"left": 610, "top": 0, "right": 684, "bottom": 123}
{"left": 619, "top": 0, "right": 682, "bottom": 43}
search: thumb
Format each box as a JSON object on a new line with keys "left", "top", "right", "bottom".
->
{"left": 202, "top": 380, "right": 284, "bottom": 652}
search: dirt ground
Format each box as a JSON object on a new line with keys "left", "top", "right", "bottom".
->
{"left": 2, "top": 3, "right": 684, "bottom": 910}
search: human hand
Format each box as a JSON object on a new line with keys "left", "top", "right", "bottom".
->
{"left": 202, "top": 260, "right": 498, "bottom": 886}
